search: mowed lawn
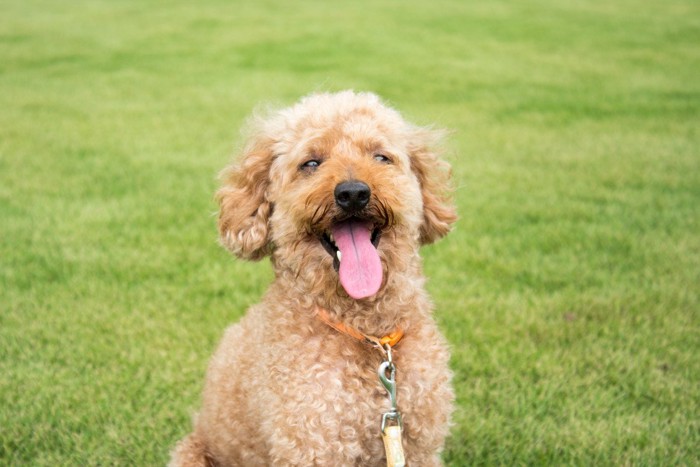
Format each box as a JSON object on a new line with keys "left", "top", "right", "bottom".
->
{"left": 1, "top": 0, "right": 698, "bottom": 464}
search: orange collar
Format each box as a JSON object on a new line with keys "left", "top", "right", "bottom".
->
{"left": 314, "top": 306, "right": 404, "bottom": 349}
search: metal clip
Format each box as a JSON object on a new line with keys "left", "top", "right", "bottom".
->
{"left": 378, "top": 344, "right": 405, "bottom": 466}
{"left": 378, "top": 345, "right": 403, "bottom": 432}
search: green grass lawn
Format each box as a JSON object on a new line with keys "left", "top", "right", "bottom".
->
{"left": 1, "top": 0, "right": 698, "bottom": 464}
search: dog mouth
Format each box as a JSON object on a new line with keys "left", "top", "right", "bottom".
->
{"left": 318, "top": 219, "right": 383, "bottom": 300}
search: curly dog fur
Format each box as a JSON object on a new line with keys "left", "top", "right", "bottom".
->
{"left": 170, "top": 91, "right": 457, "bottom": 466}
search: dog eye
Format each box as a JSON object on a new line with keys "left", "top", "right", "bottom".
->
{"left": 373, "top": 154, "right": 392, "bottom": 164}
{"left": 300, "top": 159, "right": 322, "bottom": 173}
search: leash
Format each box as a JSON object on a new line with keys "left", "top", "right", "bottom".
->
{"left": 314, "top": 307, "right": 406, "bottom": 467}
{"left": 377, "top": 343, "right": 405, "bottom": 467}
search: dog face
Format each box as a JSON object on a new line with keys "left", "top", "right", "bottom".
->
{"left": 217, "top": 91, "right": 456, "bottom": 300}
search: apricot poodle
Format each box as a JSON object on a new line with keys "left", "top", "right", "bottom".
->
{"left": 170, "top": 91, "right": 457, "bottom": 466}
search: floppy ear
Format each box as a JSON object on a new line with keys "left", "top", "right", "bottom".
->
{"left": 408, "top": 128, "right": 458, "bottom": 244}
{"left": 216, "top": 131, "right": 275, "bottom": 260}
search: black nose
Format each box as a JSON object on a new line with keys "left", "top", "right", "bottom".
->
{"left": 334, "top": 181, "right": 371, "bottom": 213}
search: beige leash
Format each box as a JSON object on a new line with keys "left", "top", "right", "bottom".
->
{"left": 315, "top": 307, "right": 406, "bottom": 466}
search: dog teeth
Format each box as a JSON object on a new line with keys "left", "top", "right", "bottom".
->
{"left": 336, "top": 251, "right": 342, "bottom": 262}
{"left": 329, "top": 233, "right": 334, "bottom": 242}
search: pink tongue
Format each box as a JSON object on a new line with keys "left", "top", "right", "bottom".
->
{"left": 332, "top": 221, "right": 383, "bottom": 299}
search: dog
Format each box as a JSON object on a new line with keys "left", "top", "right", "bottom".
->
{"left": 170, "top": 91, "right": 457, "bottom": 466}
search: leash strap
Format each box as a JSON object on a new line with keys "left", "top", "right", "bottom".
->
{"left": 378, "top": 343, "right": 405, "bottom": 467}
{"left": 314, "top": 307, "right": 406, "bottom": 466}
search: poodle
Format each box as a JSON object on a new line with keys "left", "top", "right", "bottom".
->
{"left": 170, "top": 91, "right": 457, "bottom": 466}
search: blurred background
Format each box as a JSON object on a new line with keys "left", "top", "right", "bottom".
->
{"left": 1, "top": 0, "right": 698, "bottom": 464}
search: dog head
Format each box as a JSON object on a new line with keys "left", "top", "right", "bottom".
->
{"left": 217, "top": 91, "right": 456, "bottom": 300}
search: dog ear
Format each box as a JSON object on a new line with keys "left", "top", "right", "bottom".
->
{"left": 408, "top": 128, "right": 458, "bottom": 244}
{"left": 216, "top": 131, "right": 275, "bottom": 261}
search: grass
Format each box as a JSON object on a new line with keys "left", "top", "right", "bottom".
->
{"left": 1, "top": 0, "right": 698, "bottom": 464}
